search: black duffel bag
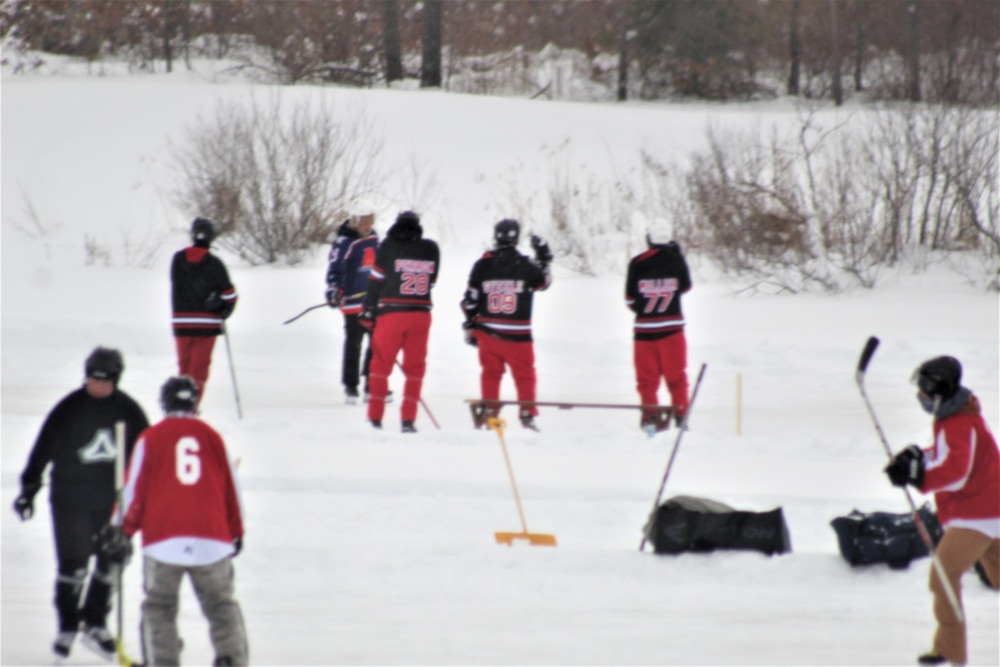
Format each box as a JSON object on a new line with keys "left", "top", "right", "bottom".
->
{"left": 645, "top": 495, "right": 792, "bottom": 556}
{"left": 830, "top": 503, "right": 942, "bottom": 570}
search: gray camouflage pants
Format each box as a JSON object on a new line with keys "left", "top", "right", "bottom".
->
{"left": 140, "top": 556, "right": 248, "bottom": 666}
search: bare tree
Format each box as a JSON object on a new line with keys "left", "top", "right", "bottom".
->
{"left": 381, "top": 0, "right": 403, "bottom": 83}
{"left": 616, "top": 1, "right": 629, "bottom": 101}
{"left": 171, "top": 94, "right": 385, "bottom": 265}
{"left": 420, "top": 0, "right": 441, "bottom": 88}
{"left": 907, "top": 1, "right": 921, "bottom": 102}
{"left": 828, "top": 0, "right": 843, "bottom": 105}
{"left": 787, "top": 0, "right": 801, "bottom": 95}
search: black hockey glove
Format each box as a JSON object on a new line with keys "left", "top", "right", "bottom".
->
{"left": 206, "top": 292, "right": 235, "bottom": 320}
{"left": 885, "top": 445, "right": 925, "bottom": 488}
{"left": 12, "top": 481, "right": 41, "bottom": 521}
{"left": 97, "top": 524, "right": 133, "bottom": 565}
{"left": 359, "top": 307, "right": 376, "bottom": 332}
{"left": 325, "top": 286, "right": 342, "bottom": 308}
{"left": 530, "top": 234, "right": 554, "bottom": 266}
{"left": 233, "top": 536, "right": 243, "bottom": 557}
{"left": 462, "top": 321, "right": 478, "bottom": 347}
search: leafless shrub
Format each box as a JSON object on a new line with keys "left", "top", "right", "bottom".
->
{"left": 637, "top": 103, "right": 998, "bottom": 292}
{"left": 83, "top": 234, "right": 112, "bottom": 267}
{"left": 170, "top": 93, "right": 385, "bottom": 265}
{"left": 674, "top": 124, "right": 838, "bottom": 293}
{"left": 495, "top": 141, "right": 644, "bottom": 276}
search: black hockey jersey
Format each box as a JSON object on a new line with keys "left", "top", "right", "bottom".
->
{"left": 170, "top": 247, "right": 238, "bottom": 337}
{"left": 625, "top": 241, "right": 692, "bottom": 341}
{"left": 21, "top": 388, "right": 149, "bottom": 511}
{"left": 461, "top": 246, "right": 551, "bottom": 342}
{"left": 365, "top": 237, "right": 440, "bottom": 315}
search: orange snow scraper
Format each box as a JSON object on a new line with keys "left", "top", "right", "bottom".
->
{"left": 488, "top": 417, "right": 557, "bottom": 547}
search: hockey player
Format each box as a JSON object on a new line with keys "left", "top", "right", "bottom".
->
{"left": 12, "top": 347, "right": 149, "bottom": 660}
{"left": 170, "top": 217, "right": 238, "bottom": 404}
{"left": 115, "top": 376, "right": 248, "bottom": 667}
{"left": 885, "top": 356, "right": 999, "bottom": 667}
{"left": 625, "top": 218, "right": 692, "bottom": 435}
{"left": 325, "top": 210, "right": 381, "bottom": 404}
{"left": 360, "top": 211, "right": 440, "bottom": 433}
{"left": 461, "top": 219, "right": 552, "bottom": 430}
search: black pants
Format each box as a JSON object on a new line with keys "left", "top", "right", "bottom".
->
{"left": 52, "top": 503, "right": 115, "bottom": 632}
{"left": 342, "top": 313, "right": 372, "bottom": 392}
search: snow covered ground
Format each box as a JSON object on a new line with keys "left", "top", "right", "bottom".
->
{"left": 2, "top": 61, "right": 998, "bottom": 666}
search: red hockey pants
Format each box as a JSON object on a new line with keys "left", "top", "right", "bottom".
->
{"left": 634, "top": 331, "right": 689, "bottom": 418}
{"left": 175, "top": 336, "right": 217, "bottom": 404}
{"left": 474, "top": 331, "right": 538, "bottom": 417}
{"left": 367, "top": 311, "right": 431, "bottom": 423}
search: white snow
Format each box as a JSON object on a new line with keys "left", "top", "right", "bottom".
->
{"left": 2, "top": 61, "right": 998, "bottom": 666}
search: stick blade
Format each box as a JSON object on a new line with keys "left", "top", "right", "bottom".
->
{"left": 857, "top": 336, "right": 880, "bottom": 374}
{"left": 494, "top": 531, "right": 558, "bottom": 547}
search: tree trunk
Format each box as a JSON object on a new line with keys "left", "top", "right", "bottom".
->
{"left": 853, "top": 1, "right": 865, "bottom": 92}
{"left": 382, "top": 0, "right": 403, "bottom": 84}
{"left": 829, "top": 0, "right": 842, "bottom": 105}
{"left": 421, "top": 0, "right": 442, "bottom": 88}
{"left": 787, "top": 0, "right": 801, "bottom": 96}
{"left": 944, "top": 8, "right": 961, "bottom": 103}
{"left": 907, "top": 1, "right": 921, "bottom": 102}
{"left": 617, "top": 2, "right": 629, "bottom": 101}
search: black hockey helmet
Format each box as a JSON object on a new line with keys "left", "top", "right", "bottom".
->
{"left": 911, "top": 356, "right": 962, "bottom": 401}
{"left": 191, "top": 217, "right": 215, "bottom": 247}
{"left": 388, "top": 211, "right": 423, "bottom": 241}
{"left": 85, "top": 347, "right": 124, "bottom": 383}
{"left": 494, "top": 219, "right": 520, "bottom": 247}
{"left": 160, "top": 376, "right": 199, "bottom": 414}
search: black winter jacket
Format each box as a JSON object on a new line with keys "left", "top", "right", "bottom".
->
{"left": 170, "top": 246, "right": 238, "bottom": 337}
{"left": 21, "top": 388, "right": 149, "bottom": 511}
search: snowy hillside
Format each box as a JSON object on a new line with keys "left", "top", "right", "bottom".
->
{"left": 2, "top": 62, "right": 998, "bottom": 666}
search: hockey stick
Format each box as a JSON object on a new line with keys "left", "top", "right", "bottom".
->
{"left": 393, "top": 360, "right": 441, "bottom": 429}
{"left": 283, "top": 303, "right": 328, "bottom": 325}
{"left": 113, "top": 422, "right": 139, "bottom": 667}
{"left": 639, "top": 363, "right": 708, "bottom": 552}
{"left": 222, "top": 322, "right": 243, "bottom": 420}
{"left": 855, "top": 336, "right": 964, "bottom": 624}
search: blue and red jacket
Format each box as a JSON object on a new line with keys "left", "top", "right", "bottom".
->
{"left": 326, "top": 221, "right": 379, "bottom": 316}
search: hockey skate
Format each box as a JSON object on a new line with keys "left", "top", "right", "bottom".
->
{"left": 519, "top": 409, "right": 539, "bottom": 432}
{"left": 345, "top": 387, "right": 360, "bottom": 405}
{"left": 80, "top": 625, "right": 115, "bottom": 662}
{"left": 52, "top": 631, "right": 76, "bottom": 659}
{"left": 917, "top": 650, "right": 957, "bottom": 666}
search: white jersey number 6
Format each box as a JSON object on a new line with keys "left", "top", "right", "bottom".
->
{"left": 176, "top": 437, "right": 202, "bottom": 485}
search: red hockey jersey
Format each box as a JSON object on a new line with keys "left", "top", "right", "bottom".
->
{"left": 921, "top": 394, "right": 1000, "bottom": 529}
{"left": 121, "top": 415, "right": 244, "bottom": 566}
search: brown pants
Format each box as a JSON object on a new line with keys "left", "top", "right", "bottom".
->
{"left": 141, "top": 557, "right": 248, "bottom": 666}
{"left": 929, "top": 527, "right": 1000, "bottom": 664}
